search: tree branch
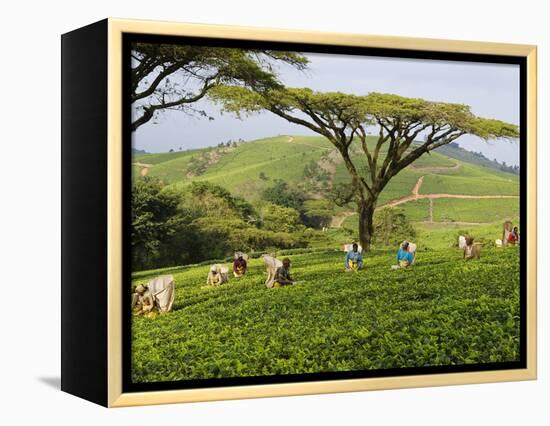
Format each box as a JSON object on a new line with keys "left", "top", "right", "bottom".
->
{"left": 131, "top": 78, "right": 216, "bottom": 130}
{"left": 132, "top": 61, "right": 196, "bottom": 102}
{"left": 357, "top": 126, "right": 376, "bottom": 184}
{"left": 268, "top": 106, "right": 330, "bottom": 141}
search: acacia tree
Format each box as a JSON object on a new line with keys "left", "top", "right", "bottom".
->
{"left": 130, "top": 43, "right": 308, "bottom": 130}
{"left": 211, "top": 86, "right": 520, "bottom": 250}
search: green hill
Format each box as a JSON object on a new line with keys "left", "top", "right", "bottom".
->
{"left": 134, "top": 135, "right": 520, "bottom": 235}
{"left": 131, "top": 136, "right": 521, "bottom": 383}
{"left": 135, "top": 136, "right": 333, "bottom": 200}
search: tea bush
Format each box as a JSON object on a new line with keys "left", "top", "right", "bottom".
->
{"left": 131, "top": 246, "right": 520, "bottom": 383}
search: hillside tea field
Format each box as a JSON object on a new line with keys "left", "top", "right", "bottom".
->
{"left": 131, "top": 247, "right": 520, "bottom": 383}
{"left": 130, "top": 135, "right": 521, "bottom": 383}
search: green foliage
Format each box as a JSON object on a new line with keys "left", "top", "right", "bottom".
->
{"left": 211, "top": 86, "right": 520, "bottom": 140}
{"left": 301, "top": 199, "right": 334, "bottom": 229}
{"left": 302, "top": 159, "right": 331, "bottom": 193}
{"left": 420, "top": 172, "right": 519, "bottom": 196}
{"left": 172, "top": 182, "right": 285, "bottom": 261}
{"left": 259, "top": 203, "right": 302, "bottom": 233}
{"left": 373, "top": 207, "right": 416, "bottom": 246}
{"left": 188, "top": 181, "right": 256, "bottom": 219}
{"left": 186, "top": 154, "right": 209, "bottom": 176}
{"left": 210, "top": 86, "right": 369, "bottom": 124}
{"left": 232, "top": 227, "right": 306, "bottom": 252}
{"left": 132, "top": 44, "right": 308, "bottom": 129}
{"left": 433, "top": 198, "right": 520, "bottom": 223}
{"left": 133, "top": 179, "right": 311, "bottom": 268}
{"left": 262, "top": 178, "right": 306, "bottom": 211}
{"left": 131, "top": 247, "right": 520, "bottom": 382}
{"left": 188, "top": 217, "right": 306, "bottom": 259}
{"left": 363, "top": 92, "right": 520, "bottom": 139}
{"left": 131, "top": 178, "right": 183, "bottom": 270}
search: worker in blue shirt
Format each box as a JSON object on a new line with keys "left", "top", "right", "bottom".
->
{"left": 396, "top": 241, "right": 414, "bottom": 268}
{"left": 344, "top": 243, "right": 363, "bottom": 272}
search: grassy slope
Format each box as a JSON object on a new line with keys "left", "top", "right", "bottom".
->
{"left": 340, "top": 213, "right": 521, "bottom": 252}
{"left": 134, "top": 150, "right": 201, "bottom": 165}
{"left": 139, "top": 136, "right": 332, "bottom": 200}
{"left": 416, "top": 220, "right": 520, "bottom": 250}
{"left": 332, "top": 138, "right": 452, "bottom": 205}
{"left": 334, "top": 165, "right": 424, "bottom": 206}
{"left": 135, "top": 135, "right": 520, "bottom": 225}
{"left": 131, "top": 247, "right": 520, "bottom": 383}
{"left": 433, "top": 198, "right": 520, "bottom": 223}
{"left": 135, "top": 150, "right": 206, "bottom": 182}
{"left": 399, "top": 199, "right": 431, "bottom": 222}
{"left": 131, "top": 136, "right": 521, "bottom": 382}
{"left": 420, "top": 162, "right": 519, "bottom": 196}
{"left": 189, "top": 136, "right": 332, "bottom": 200}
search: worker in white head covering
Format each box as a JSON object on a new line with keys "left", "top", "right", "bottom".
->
{"left": 132, "top": 275, "right": 175, "bottom": 315}
{"left": 206, "top": 264, "right": 229, "bottom": 286}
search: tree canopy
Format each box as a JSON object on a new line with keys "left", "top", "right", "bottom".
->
{"left": 131, "top": 178, "right": 310, "bottom": 269}
{"left": 210, "top": 86, "right": 519, "bottom": 191}
{"left": 210, "top": 85, "right": 519, "bottom": 249}
{"left": 130, "top": 43, "right": 308, "bottom": 130}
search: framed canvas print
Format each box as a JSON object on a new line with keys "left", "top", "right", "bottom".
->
{"left": 61, "top": 18, "right": 537, "bottom": 407}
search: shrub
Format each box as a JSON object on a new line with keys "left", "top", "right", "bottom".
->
{"left": 373, "top": 207, "right": 416, "bottom": 246}
{"left": 262, "top": 179, "right": 306, "bottom": 211}
{"left": 131, "top": 177, "right": 183, "bottom": 270}
{"left": 301, "top": 199, "right": 334, "bottom": 229}
{"left": 259, "top": 203, "right": 302, "bottom": 233}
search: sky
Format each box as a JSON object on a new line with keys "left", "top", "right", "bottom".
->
{"left": 132, "top": 52, "right": 520, "bottom": 166}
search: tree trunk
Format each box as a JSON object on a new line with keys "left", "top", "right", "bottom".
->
{"left": 358, "top": 199, "right": 377, "bottom": 251}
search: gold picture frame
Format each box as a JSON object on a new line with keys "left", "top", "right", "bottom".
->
{"left": 61, "top": 17, "right": 537, "bottom": 407}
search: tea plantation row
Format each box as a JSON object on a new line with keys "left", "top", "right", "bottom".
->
{"left": 131, "top": 247, "right": 520, "bottom": 383}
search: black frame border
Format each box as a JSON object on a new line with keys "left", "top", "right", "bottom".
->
{"left": 122, "top": 33, "right": 528, "bottom": 394}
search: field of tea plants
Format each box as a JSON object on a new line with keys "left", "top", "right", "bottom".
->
{"left": 131, "top": 246, "right": 520, "bottom": 383}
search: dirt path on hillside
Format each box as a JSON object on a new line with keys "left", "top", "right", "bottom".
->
{"left": 384, "top": 175, "right": 519, "bottom": 208}
{"left": 410, "top": 161, "right": 462, "bottom": 173}
{"left": 133, "top": 162, "right": 153, "bottom": 176}
{"left": 412, "top": 176, "right": 424, "bottom": 196}
{"left": 327, "top": 158, "right": 464, "bottom": 226}
{"left": 286, "top": 135, "right": 334, "bottom": 153}
{"left": 330, "top": 171, "right": 518, "bottom": 228}
{"left": 418, "top": 220, "right": 486, "bottom": 226}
